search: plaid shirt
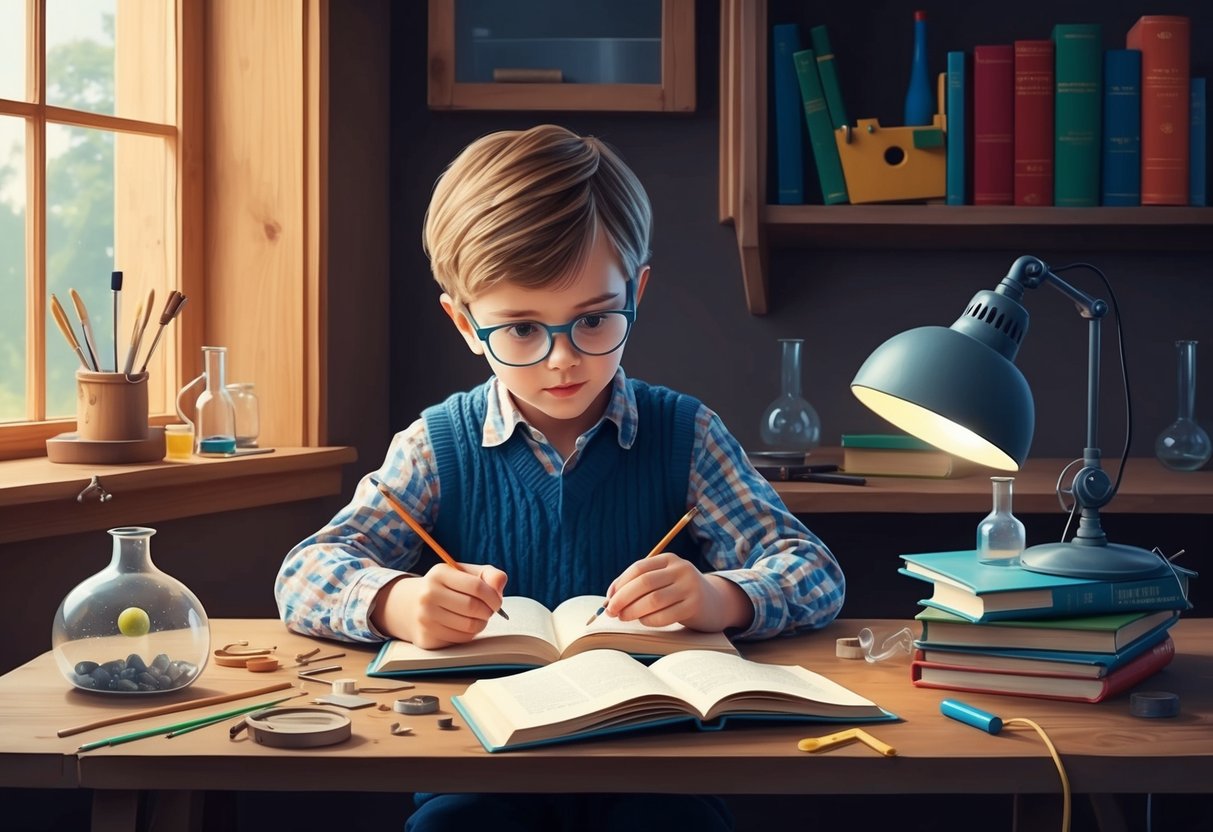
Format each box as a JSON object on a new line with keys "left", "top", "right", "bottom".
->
{"left": 275, "top": 369, "right": 845, "bottom": 643}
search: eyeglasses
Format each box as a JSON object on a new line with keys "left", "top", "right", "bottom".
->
{"left": 464, "top": 280, "right": 636, "bottom": 368}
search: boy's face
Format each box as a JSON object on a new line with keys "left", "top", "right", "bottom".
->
{"left": 441, "top": 234, "right": 649, "bottom": 438}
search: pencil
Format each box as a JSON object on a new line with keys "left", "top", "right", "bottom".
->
{"left": 49, "top": 293, "right": 91, "bottom": 369}
{"left": 585, "top": 505, "right": 701, "bottom": 625}
{"left": 77, "top": 692, "right": 304, "bottom": 751}
{"left": 373, "top": 480, "right": 510, "bottom": 621}
{"left": 57, "top": 681, "right": 292, "bottom": 737}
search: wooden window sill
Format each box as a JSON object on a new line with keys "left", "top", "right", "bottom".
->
{"left": 0, "top": 446, "right": 358, "bottom": 545}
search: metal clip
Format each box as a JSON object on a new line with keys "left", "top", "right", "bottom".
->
{"left": 76, "top": 475, "right": 113, "bottom": 503}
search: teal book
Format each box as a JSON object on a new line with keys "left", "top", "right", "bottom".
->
{"left": 772, "top": 24, "right": 805, "bottom": 204}
{"left": 841, "top": 433, "right": 934, "bottom": 450}
{"left": 1052, "top": 23, "right": 1103, "bottom": 206}
{"left": 450, "top": 649, "right": 897, "bottom": 752}
{"left": 946, "top": 50, "right": 968, "bottom": 205}
{"left": 1101, "top": 49, "right": 1141, "bottom": 205}
{"left": 1192, "top": 77, "right": 1207, "bottom": 206}
{"left": 900, "top": 550, "right": 1195, "bottom": 623}
{"left": 792, "top": 48, "right": 849, "bottom": 204}
{"left": 810, "top": 25, "right": 849, "bottom": 129}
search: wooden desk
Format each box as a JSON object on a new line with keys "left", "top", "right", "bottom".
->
{"left": 2, "top": 618, "right": 1210, "bottom": 830}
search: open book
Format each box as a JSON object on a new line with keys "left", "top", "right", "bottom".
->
{"left": 451, "top": 648, "right": 896, "bottom": 752}
{"left": 366, "top": 595, "right": 738, "bottom": 676}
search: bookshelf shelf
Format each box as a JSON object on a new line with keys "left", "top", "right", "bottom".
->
{"left": 720, "top": 1, "right": 1213, "bottom": 313}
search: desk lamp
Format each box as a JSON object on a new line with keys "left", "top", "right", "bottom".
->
{"left": 850, "top": 255, "right": 1167, "bottom": 581}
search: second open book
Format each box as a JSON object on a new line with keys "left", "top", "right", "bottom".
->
{"left": 366, "top": 594, "right": 738, "bottom": 676}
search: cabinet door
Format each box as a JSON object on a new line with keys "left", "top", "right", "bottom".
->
{"left": 428, "top": 0, "right": 694, "bottom": 111}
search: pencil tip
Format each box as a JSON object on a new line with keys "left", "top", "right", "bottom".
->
{"left": 584, "top": 608, "right": 604, "bottom": 626}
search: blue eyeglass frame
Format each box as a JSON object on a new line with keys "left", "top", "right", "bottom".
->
{"left": 464, "top": 279, "right": 637, "bottom": 367}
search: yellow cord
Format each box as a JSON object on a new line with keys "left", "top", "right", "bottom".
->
{"left": 1005, "top": 718, "right": 1071, "bottom": 832}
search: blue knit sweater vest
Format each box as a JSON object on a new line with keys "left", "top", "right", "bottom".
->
{"left": 421, "top": 379, "right": 702, "bottom": 611}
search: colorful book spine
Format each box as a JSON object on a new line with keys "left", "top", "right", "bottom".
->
{"left": 1127, "top": 15, "right": 1191, "bottom": 205}
{"left": 809, "top": 25, "right": 848, "bottom": 130}
{"left": 1101, "top": 49, "right": 1142, "bottom": 206}
{"left": 973, "top": 45, "right": 1013, "bottom": 205}
{"left": 1192, "top": 77, "right": 1206, "bottom": 206}
{"left": 946, "top": 51, "right": 968, "bottom": 205}
{"left": 1053, "top": 24, "right": 1102, "bottom": 207}
{"left": 772, "top": 24, "right": 805, "bottom": 205}
{"left": 792, "top": 49, "right": 849, "bottom": 205}
{"left": 1013, "top": 40, "right": 1054, "bottom": 206}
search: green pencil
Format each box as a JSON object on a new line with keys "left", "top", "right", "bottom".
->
{"left": 77, "top": 692, "right": 301, "bottom": 751}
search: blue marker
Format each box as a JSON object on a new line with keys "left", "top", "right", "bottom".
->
{"left": 940, "top": 699, "right": 1003, "bottom": 734}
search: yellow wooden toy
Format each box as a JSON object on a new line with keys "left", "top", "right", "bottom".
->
{"left": 834, "top": 113, "right": 948, "bottom": 204}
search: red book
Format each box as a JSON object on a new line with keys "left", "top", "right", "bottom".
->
{"left": 910, "top": 635, "right": 1175, "bottom": 703}
{"left": 973, "top": 45, "right": 1014, "bottom": 205}
{"left": 1127, "top": 16, "right": 1191, "bottom": 205}
{"left": 1013, "top": 40, "right": 1054, "bottom": 205}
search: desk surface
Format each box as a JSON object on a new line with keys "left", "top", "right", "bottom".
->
{"left": 2, "top": 618, "right": 1210, "bottom": 796}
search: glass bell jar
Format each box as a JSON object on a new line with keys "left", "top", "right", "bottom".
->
{"left": 1155, "top": 340, "right": 1212, "bottom": 472}
{"left": 759, "top": 338, "right": 822, "bottom": 452}
{"left": 52, "top": 527, "right": 210, "bottom": 694}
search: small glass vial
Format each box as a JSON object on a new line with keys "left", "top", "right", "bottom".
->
{"left": 194, "top": 346, "right": 237, "bottom": 454}
{"left": 977, "top": 476, "right": 1025, "bottom": 566}
{"left": 164, "top": 423, "right": 194, "bottom": 461}
{"left": 225, "top": 382, "right": 260, "bottom": 448}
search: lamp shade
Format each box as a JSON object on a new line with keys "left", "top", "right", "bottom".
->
{"left": 851, "top": 325, "right": 1034, "bottom": 471}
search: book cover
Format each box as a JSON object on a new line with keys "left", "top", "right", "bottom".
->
{"left": 451, "top": 648, "right": 897, "bottom": 752}
{"left": 1013, "top": 40, "right": 1054, "bottom": 205}
{"left": 1127, "top": 16, "right": 1191, "bottom": 205}
{"left": 911, "top": 635, "right": 1175, "bottom": 703}
{"left": 792, "top": 49, "right": 849, "bottom": 204}
{"left": 366, "top": 595, "right": 737, "bottom": 676}
{"left": 973, "top": 45, "right": 1013, "bottom": 205}
{"left": 899, "top": 550, "right": 1196, "bottom": 622}
{"left": 917, "top": 626, "right": 1173, "bottom": 679}
{"left": 840, "top": 433, "right": 934, "bottom": 450}
{"left": 1192, "top": 77, "right": 1207, "bottom": 206}
{"left": 915, "top": 605, "right": 1180, "bottom": 653}
{"left": 840, "top": 436, "right": 984, "bottom": 478}
{"left": 1053, "top": 23, "right": 1103, "bottom": 207}
{"left": 810, "top": 25, "right": 849, "bottom": 130}
{"left": 946, "top": 50, "right": 969, "bottom": 205}
{"left": 772, "top": 24, "right": 805, "bottom": 205}
{"left": 1102, "top": 49, "right": 1142, "bottom": 206}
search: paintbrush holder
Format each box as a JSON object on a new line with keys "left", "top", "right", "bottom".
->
{"left": 51, "top": 526, "right": 211, "bottom": 694}
{"left": 76, "top": 370, "right": 149, "bottom": 441}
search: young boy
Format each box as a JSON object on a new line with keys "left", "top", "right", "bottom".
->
{"left": 276, "top": 124, "right": 845, "bottom": 831}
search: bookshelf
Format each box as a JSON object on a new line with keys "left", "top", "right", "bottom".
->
{"left": 720, "top": 0, "right": 1213, "bottom": 314}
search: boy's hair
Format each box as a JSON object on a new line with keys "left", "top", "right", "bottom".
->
{"left": 423, "top": 124, "right": 652, "bottom": 303}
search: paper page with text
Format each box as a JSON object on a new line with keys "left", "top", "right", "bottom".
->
{"left": 376, "top": 595, "right": 560, "bottom": 668}
{"left": 550, "top": 595, "right": 689, "bottom": 651}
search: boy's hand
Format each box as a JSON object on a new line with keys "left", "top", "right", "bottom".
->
{"left": 602, "top": 553, "right": 752, "bottom": 633}
{"left": 371, "top": 563, "right": 507, "bottom": 649}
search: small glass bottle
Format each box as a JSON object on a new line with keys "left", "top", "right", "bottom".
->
{"left": 164, "top": 423, "right": 194, "bottom": 461}
{"left": 194, "top": 346, "right": 237, "bottom": 454}
{"left": 51, "top": 527, "right": 210, "bottom": 694}
{"left": 903, "top": 10, "right": 932, "bottom": 126}
{"left": 759, "top": 338, "right": 822, "bottom": 452}
{"left": 1155, "top": 340, "right": 1212, "bottom": 472}
{"left": 977, "top": 476, "right": 1025, "bottom": 566}
{"left": 225, "top": 382, "right": 260, "bottom": 448}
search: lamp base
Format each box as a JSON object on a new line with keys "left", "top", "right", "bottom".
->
{"left": 1019, "top": 540, "right": 1170, "bottom": 580}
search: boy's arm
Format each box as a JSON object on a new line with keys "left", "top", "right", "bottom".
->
{"left": 688, "top": 407, "right": 846, "bottom": 641}
{"left": 274, "top": 420, "right": 438, "bottom": 642}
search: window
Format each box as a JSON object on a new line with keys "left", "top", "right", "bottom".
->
{"left": 0, "top": 0, "right": 197, "bottom": 459}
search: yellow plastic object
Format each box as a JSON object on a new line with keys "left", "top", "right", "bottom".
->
{"left": 797, "top": 727, "right": 897, "bottom": 757}
{"left": 834, "top": 115, "right": 947, "bottom": 204}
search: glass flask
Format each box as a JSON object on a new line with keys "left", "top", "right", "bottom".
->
{"left": 52, "top": 527, "right": 210, "bottom": 694}
{"left": 1155, "top": 340, "right": 1212, "bottom": 472}
{"left": 225, "top": 382, "right": 260, "bottom": 448}
{"left": 759, "top": 338, "right": 822, "bottom": 452}
{"left": 976, "top": 476, "right": 1025, "bottom": 566}
{"left": 176, "top": 346, "right": 237, "bottom": 454}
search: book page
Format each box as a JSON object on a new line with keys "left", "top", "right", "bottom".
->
{"left": 648, "top": 650, "right": 881, "bottom": 720}
{"left": 549, "top": 595, "right": 736, "bottom": 657}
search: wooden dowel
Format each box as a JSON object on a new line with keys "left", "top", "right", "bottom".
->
{"left": 57, "top": 681, "right": 293, "bottom": 738}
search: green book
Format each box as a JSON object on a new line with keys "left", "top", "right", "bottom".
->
{"left": 840, "top": 433, "right": 934, "bottom": 450}
{"left": 1052, "top": 23, "right": 1103, "bottom": 206}
{"left": 810, "top": 25, "right": 849, "bottom": 130}
{"left": 792, "top": 49, "right": 849, "bottom": 204}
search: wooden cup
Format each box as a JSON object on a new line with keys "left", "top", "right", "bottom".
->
{"left": 76, "top": 370, "right": 150, "bottom": 441}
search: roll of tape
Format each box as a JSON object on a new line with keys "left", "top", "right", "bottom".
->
{"left": 1130, "top": 691, "right": 1180, "bottom": 718}
{"left": 331, "top": 678, "right": 358, "bottom": 695}
{"left": 835, "top": 637, "right": 865, "bottom": 659}
{"left": 394, "top": 694, "right": 440, "bottom": 715}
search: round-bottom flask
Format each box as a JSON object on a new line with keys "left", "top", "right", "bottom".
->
{"left": 759, "top": 338, "right": 822, "bottom": 452}
{"left": 52, "top": 527, "right": 210, "bottom": 694}
{"left": 1155, "top": 340, "right": 1212, "bottom": 471}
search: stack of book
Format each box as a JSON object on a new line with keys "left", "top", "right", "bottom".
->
{"left": 900, "top": 550, "right": 1196, "bottom": 702}
{"left": 841, "top": 434, "right": 986, "bottom": 478}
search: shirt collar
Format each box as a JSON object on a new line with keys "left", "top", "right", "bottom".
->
{"left": 482, "top": 368, "right": 637, "bottom": 450}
